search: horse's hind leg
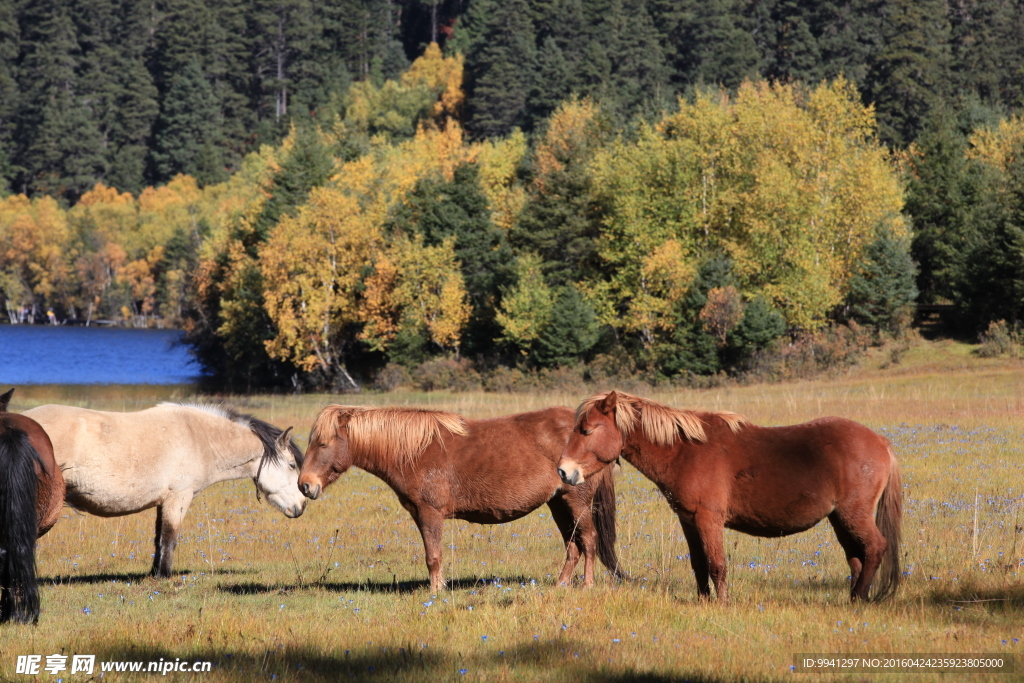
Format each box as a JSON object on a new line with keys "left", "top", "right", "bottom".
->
{"left": 548, "top": 493, "right": 596, "bottom": 587}
{"left": 152, "top": 491, "right": 193, "bottom": 578}
{"left": 830, "top": 508, "right": 886, "bottom": 601}
{"left": 828, "top": 511, "right": 864, "bottom": 596}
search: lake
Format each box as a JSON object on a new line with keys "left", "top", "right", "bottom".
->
{"left": 0, "top": 326, "right": 200, "bottom": 385}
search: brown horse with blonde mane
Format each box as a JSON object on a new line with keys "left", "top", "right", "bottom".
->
{"left": 0, "top": 389, "right": 65, "bottom": 624}
{"left": 300, "top": 405, "right": 622, "bottom": 592}
{"left": 557, "top": 391, "right": 902, "bottom": 602}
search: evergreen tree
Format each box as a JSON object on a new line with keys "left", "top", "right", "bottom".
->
{"left": 846, "top": 229, "right": 919, "bottom": 335}
{"left": 248, "top": 0, "right": 317, "bottom": 137}
{"left": 0, "top": 0, "right": 19, "bottom": 191}
{"left": 391, "top": 163, "right": 514, "bottom": 354}
{"left": 949, "top": 0, "right": 1024, "bottom": 108}
{"left": 464, "top": 0, "right": 536, "bottom": 138}
{"left": 955, "top": 143, "right": 1024, "bottom": 328}
{"left": 151, "top": 60, "right": 226, "bottom": 185}
{"left": 904, "top": 107, "right": 985, "bottom": 304}
{"left": 726, "top": 297, "right": 787, "bottom": 358}
{"left": 16, "top": 0, "right": 106, "bottom": 199}
{"left": 530, "top": 285, "right": 600, "bottom": 367}
{"left": 865, "top": 0, "right": 952, "bottom": 146}
{"left": 249, "top": 124, "right": 335, "bottom": 245}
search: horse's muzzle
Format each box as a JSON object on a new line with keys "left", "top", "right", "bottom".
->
{"left": 300, "top": 481, "right": 321, "bottom": 500}
{"left": 557, "top": 463, "right": 583, "bottom": 486}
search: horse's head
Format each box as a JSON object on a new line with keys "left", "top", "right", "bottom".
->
{"left": 558, "top": 391, "right": 625, "bottom": 486}
{"left": 255, "top": 426, "right": 308, "bottom": 518}
{"left": 299, "top": 406, "right": 354, "bottom": 500}
{"left": 0, "top": 388, "right": 13, "bottom": 412}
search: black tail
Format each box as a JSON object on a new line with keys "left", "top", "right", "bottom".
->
{"left": 0, "top": 421, "right": 41, "bottom": 624}
{"left": 594, "top": 466, "right": 625, "bottom": 579}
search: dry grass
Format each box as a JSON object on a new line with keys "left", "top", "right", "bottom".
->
{"left": 1, "top": 338, "right": 1022, "bottom": 681}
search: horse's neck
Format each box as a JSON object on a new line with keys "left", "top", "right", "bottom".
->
{"left": 622, "top": 432, "right": 680, "bottom": 483}
{"left": 350, "top": 447, "right": 406, "bottom": 490}
{"left": 192, "top": 416, "right": 263, "bottom": 483}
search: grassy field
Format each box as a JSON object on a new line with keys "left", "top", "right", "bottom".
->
{"left": 1, "top": 338, "right": 1022, "bottom": 681}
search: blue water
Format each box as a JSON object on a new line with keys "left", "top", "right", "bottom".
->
{"left": 0, "top": 326, "right": 200, "bottom": 384}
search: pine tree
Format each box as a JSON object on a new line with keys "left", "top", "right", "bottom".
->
{"left": 249, "top": 124, "right": 335, "bottom": 245}
{"left": 904, "top": 107, "right": 983, "bottom": 304}
{"left": 16, "top": 0, "right": 106, "bottom": 199}
{"left": 0, "top": 0, "right": 19, "bottom": 191}
{"left": 949, "top": 0, "right": 1024, "bottom": 108}
{"left": 530, "top": 285, "right": 600, "bottom": 367}
{"left": 390, "top": 163, "right": 514, "bottom": 354}
{"left": 248, "top": 0, "right": 317, "bottom": 137}
{"left": 151, "top": 60, "right": 225, "bottom": 184}
{"left": 865, "top": 0, "right": 952, "bottom": 146}
{"left": 464, "top": 0, "right": 537, "bottom": 138}
{"left": 846, "top": 229, "right": 919, "bottom": 335}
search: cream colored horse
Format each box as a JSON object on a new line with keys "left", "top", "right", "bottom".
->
{"left": 25, "top": 403, "right": 307, "bottom": 577}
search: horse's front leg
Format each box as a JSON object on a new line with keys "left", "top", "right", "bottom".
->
{"left": 412, "top": 506, "right": 446, "bottom": 592}
{"left": 693, "top": 510, "right": 729, "bottom": 603}
{"left": 678, "top": 519, "right": 711, "bottom": 599}
{"left": 150, "top": 506, "right": 164, "bottom": 576}
{"left": 548, "top": 495, "right": 596, "bottom": 587}
{"left": 152, "top": 491, "right": 193, "bottom": 578}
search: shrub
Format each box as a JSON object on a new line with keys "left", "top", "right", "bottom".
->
{"left": 411, "top": 358, "right": 482, "bottom": 391}
{"left": 976, "top": 320, "right": 1017, "bottom": 358}
{"left": 373, "top": 363, "right": 413, "bottom": 391}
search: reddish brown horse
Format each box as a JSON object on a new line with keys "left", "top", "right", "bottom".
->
{"left": 299, "top": 405, "right": 621, "bottom": 592}
{"left": 0, "top": 389, "right": 65, "bottom": 624}
{"left": 557, "top": 391, "right": 902, "bottom": 602}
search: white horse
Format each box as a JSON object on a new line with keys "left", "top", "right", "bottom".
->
{"left": 24, "top": 402, "right": 307, "bottom": 577}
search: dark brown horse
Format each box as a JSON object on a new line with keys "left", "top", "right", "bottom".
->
{"left": 299, "top": 405, "right": 621, "bottom": 592}
{"left": 557, "top": 391, "right": 902, "bottom": 602}
{"left": 0, "top": 388, "right": 65, "bottom": 623}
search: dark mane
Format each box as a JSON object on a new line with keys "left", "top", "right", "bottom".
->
{"left": 161, "top": 403, "right": 302, "bottom": 466}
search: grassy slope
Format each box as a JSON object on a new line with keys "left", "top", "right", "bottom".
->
{"left": 1, "top": 337, "right": 1022, "bottom": 681}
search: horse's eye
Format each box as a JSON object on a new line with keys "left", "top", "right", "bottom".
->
{"left": 289, "top": 463, "right": 296, "bottom": 470}
{"left": 580, "top": 426, "right": 592, "bottom": 436}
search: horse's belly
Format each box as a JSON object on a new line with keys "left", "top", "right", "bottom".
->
{"left": 727, "top": 517, "right": 823, "bottom": 538}
{"left": 64, "top": 471, "right": 163, "bottom": 517}
{"left": 457, "top": 509, "right": 533, "bottom": 525}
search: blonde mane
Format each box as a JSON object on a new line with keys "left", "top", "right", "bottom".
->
{"left": 575, "top": 391, "right": 747, "bottom": 446}
{"left": 309, "top": 404, "right": 468, "bottom": 469}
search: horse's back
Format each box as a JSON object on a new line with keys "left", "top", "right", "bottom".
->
{"left": 453, "top": 407, "right": 574, "bottom": 471}
{"left": 425, "top": 407, "right": 574, "bottom": 522}
{"left": 24, "top": 404, "right": 202, "bottom": 516}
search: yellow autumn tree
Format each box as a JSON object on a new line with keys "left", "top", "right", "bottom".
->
{"left": 0, "top": 194, "right": 76, "bottom": 319}
{"left": 591, "top": 78, "right": 905, "bottom": 335}
{"left": 360, "top": 235, "right": 470, "bottom": 356}
{"left": 494, "top": 253, "right": 554, "bottom": 351}
{"left": 967, "top": 116, "right": 1024, "bottom": 172}
{"left": 472, "top": 130, "right": 528, "bottom": 232}
{"left": 260, "top": 183, "right": 380, "bottom": 387}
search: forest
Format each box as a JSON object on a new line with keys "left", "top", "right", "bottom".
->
{"left": 2, "top": 0, "right": 1024, "bottom": 390}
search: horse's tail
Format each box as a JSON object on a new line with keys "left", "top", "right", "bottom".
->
{"left": 594, "top": 464, "right": 625, "bottom": 580}
{"left": 0, "top": 423, "right": 41, "bottom": 624}
{"left": 872, "top": 445, "right": 903, "bottom": 601}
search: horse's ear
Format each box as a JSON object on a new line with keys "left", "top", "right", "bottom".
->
{"left": 597, "top": 390, "right": 618, "bottom": 415}
{"left": 0, "top": 388, "right": 13, "bottom": 412}
{"left": 277, "top": 426, "right": 294, "bottom": 446}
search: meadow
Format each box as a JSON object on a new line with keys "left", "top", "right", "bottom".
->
{"left": 1, "top": 339, "right": 1022, "bottom": 681}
